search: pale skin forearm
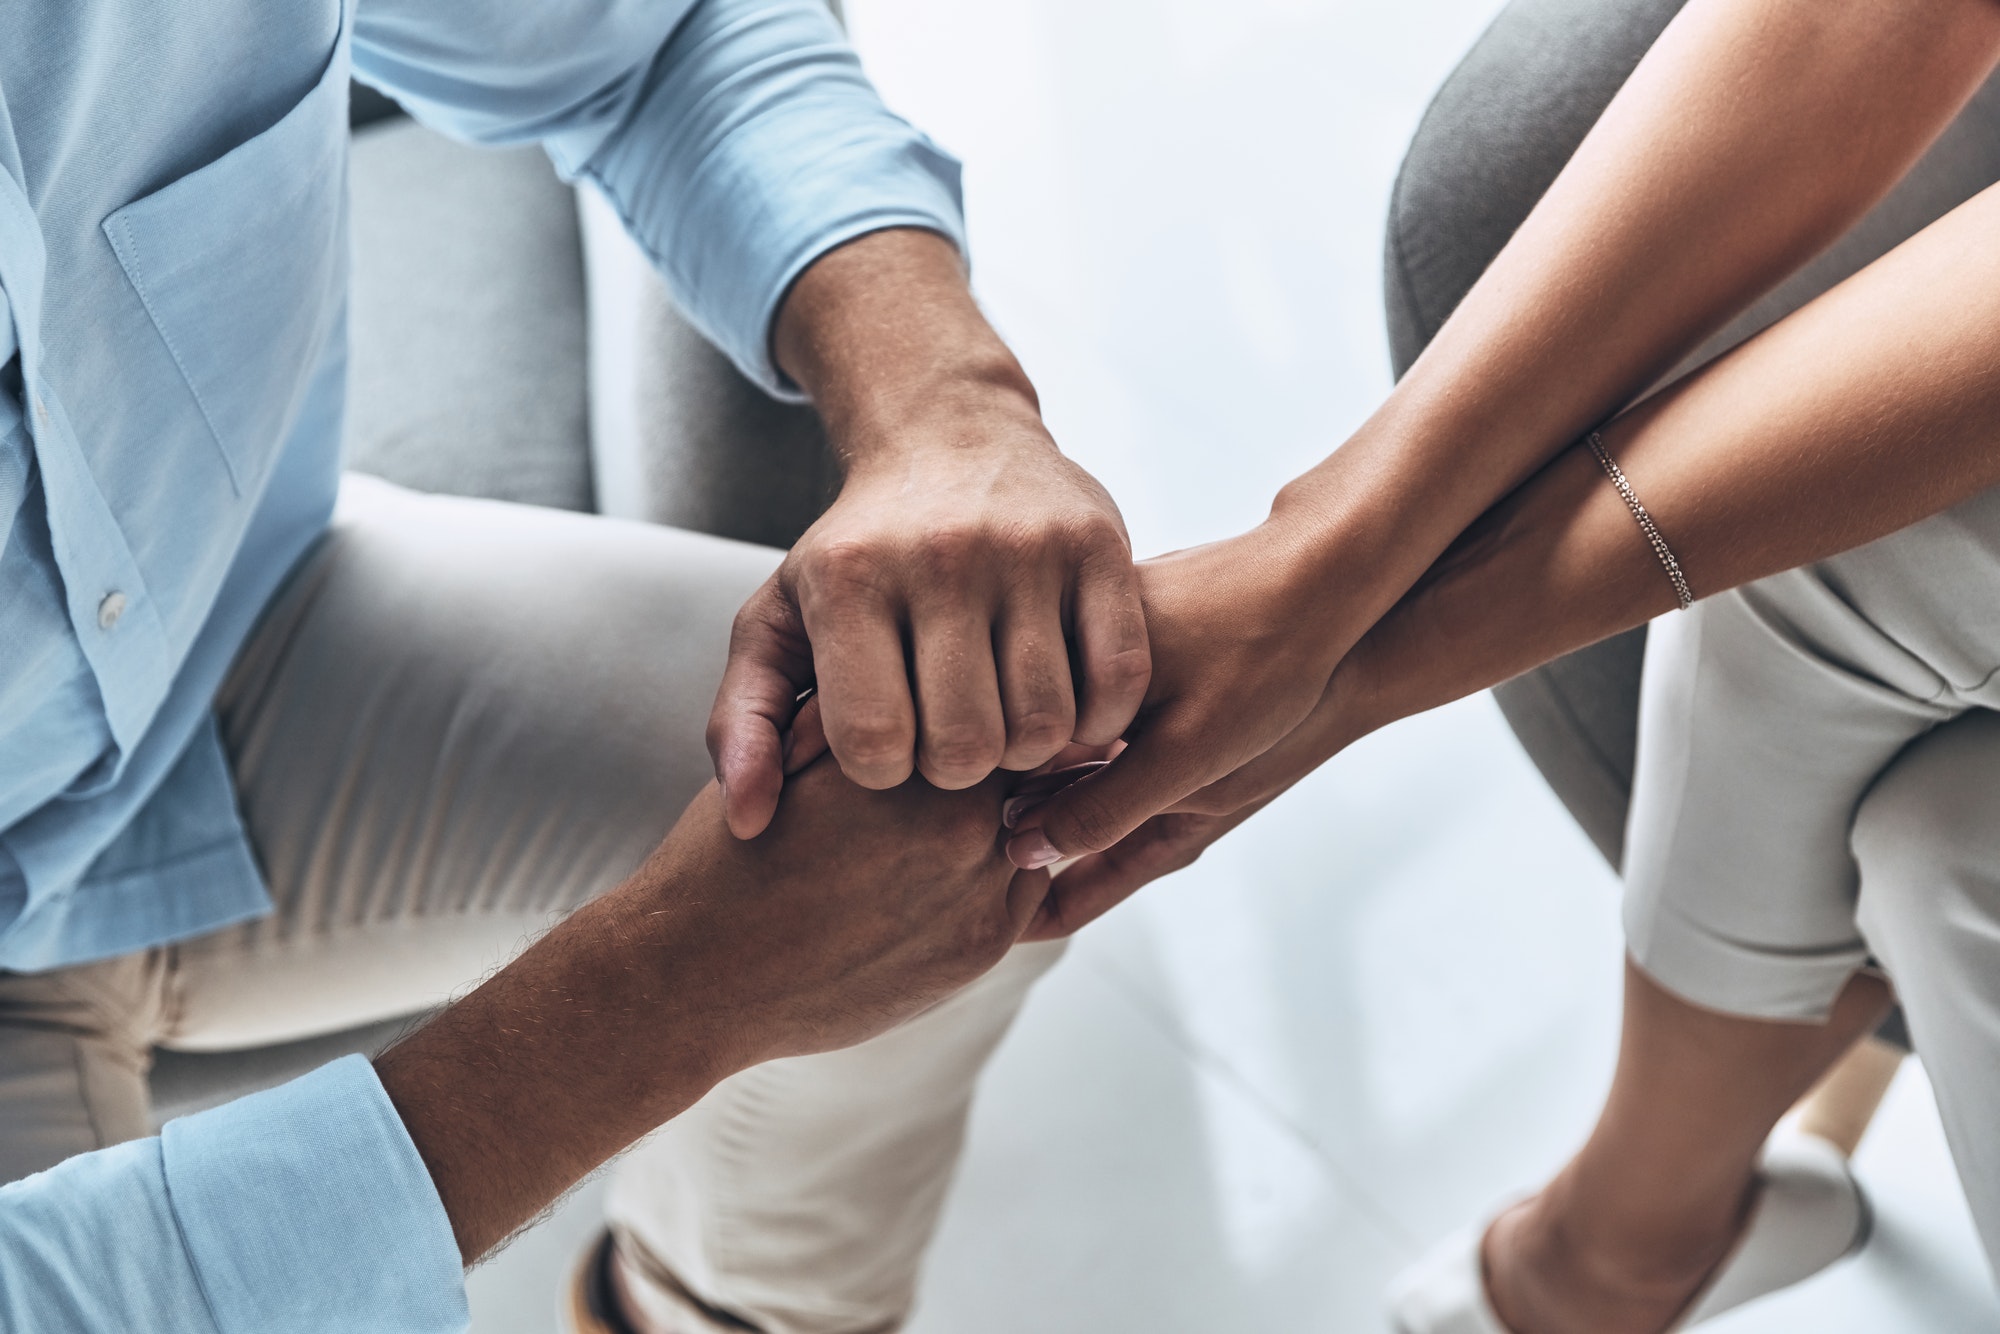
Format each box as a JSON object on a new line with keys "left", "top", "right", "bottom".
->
{"left": 1335, "top": 178, "right": 2000, "bottom": 752}
{"left": 1274, "top": 0, "right": 2000, "bottom": 646}
{"left": 1003, "top": 0, "right": 2000, "bottom": 869}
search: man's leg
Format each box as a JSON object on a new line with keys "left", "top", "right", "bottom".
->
{"left": 604, "top": 942, "right": 1063, "bottom": 1334}
{"left": 0, "top": 952, "right": 168, "bottom": 1183}
{"left": 170, "top": 476, "right": 772, "bottom": 1043}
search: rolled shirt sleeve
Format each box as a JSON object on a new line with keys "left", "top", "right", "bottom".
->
{"left": 0, "top": 1056, "right": 467, "bottom": 1334}
{"left": 353, "top": 0, "right": 968, "bottom": 399}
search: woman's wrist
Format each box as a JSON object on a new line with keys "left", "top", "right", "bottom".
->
{"left": 1257, "top": 457, "right": 1424, "bottom": 677}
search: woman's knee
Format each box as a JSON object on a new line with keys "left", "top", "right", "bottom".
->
{"left": 1853, "top": 711, "right": 2000, "bottom": 970}
{"left": 1385, "top": 0, "right": 1686, "bottom": 375}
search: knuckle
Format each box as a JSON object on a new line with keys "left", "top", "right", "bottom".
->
{"left": 1156, "top": 814, "right": 1217, "bottom": 869}
{"left": 1087, "top": 644, "right": 1153, "bottom": 697}
{"left": 804, "top": 539, "right": 888, "bottom": 597}
{"left": 916, "top": 526, "right": 982, "bottom": 581}
{"left": 989, "top": 520, "right": 1045, "bottom": 565}
{"left": 834, "top": 712, "right": 912, "bottom": 767}
{"left": 1065, "top": 510, "right": 1129, "bottom": 557}
{"left": 1009, "top": 707, "right": 1072, "bottom": 751}
{"left": 922, "top": 725, "right": 1004, "bottom": 778}
{"left": 728, "top": 596, "right": 782, "bottom": 652}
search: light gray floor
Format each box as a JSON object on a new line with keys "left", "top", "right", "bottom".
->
{"left": 470, "top": 0, "right": 2000, "bottom": 1328}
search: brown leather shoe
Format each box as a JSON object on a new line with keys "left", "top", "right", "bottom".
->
{"left": 564, "top": 1231, "right": 642, "bottom": 1334}
{"left": 562, "top": 1229, "right": 765, "bottom": 1334}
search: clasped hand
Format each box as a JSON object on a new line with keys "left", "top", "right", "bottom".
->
{"left": 724, "top": 498, "right": 1372, "bottom": 942}
{"left": 707, "top": 385, "right": 1153, "bottom": 839}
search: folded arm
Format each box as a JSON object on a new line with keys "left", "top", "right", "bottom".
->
{"left": 1241, "top": 173, "right": 2000, "bottom": 806}
{"left": 1010, "top": 0, "right": 2000, "bottom": 869}
{"left": 1026, "top": 163, "right": 2000, "bottom": 935}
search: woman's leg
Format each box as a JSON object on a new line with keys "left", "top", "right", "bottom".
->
{"left": 1855, "top": 710, "right": 2000, "bottom": 1276}
{"left": 1485, "top": 962, "right": 1891, "bottom": 1333}
{"left": 1385, "top": 12, "right": 2000, "bottom": 1175}
{"left": 1474, "top": 488, "right": 2000, "bottom": 1328}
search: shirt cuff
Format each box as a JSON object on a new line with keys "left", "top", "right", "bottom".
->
{"left": 552, "top": 0, "right": 969, "bottom": 401}
{"left": 159, "top": 1054, "right": 468, "bottom": 1334}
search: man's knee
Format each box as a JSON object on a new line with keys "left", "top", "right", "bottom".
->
{"left": 1384, "top": 0, "right": 1686, "bottom": 376}
{"left": 1854, "top": 710, "right": 2000, "bottom": 973}
{"left": 0, "top": 954, "right": 166, "bottom": 1182}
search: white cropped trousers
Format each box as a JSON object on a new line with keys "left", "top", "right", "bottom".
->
{"left": 1622, "top": 482, "right": 2000, "bottom": 1272}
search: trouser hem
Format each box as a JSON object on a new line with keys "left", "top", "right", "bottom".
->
{"left": 1626, "top": 901, "right": 1868, "bottom": 1024}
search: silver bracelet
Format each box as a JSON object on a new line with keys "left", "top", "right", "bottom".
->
{"left": 1586, "top": 431, "right": 1693, "bottom": 611}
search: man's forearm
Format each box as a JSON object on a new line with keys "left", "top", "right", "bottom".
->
{"left": 374, "top": 862, "right": 736, "bottom": 1263}
{"left": 1272, "top": 0, "right": 2000, "bottom": 650}
{"left": 717, "top": 225, "right": 1147, "bottom": 814}
{"left": 374, "top": 765, "right": 1038, "bottom": 1264}
{"left": 1335, "top": 178, "right": 2000, "bottom": 747}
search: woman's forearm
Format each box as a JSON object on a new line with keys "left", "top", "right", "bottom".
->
{"left": 998, "top": 0, "right": 2000, "bottom": 867}
{"left": 1275, "top": 0, "right": 2000, "bottom": 652}
{"left": 1340, "top": 178, "right": 2000, "bottom": 742}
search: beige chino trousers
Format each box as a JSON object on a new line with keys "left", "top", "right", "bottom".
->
{"left": 0, "top": 474, "right": 1064, "bottom": 1333}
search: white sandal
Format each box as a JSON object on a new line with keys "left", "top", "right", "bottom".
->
{"left": 1386, "top": 1131, "right": 1871, "bottom": 1333}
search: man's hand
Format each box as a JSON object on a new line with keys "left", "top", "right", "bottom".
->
{"left": 376, "top": 757, "right": 1047, "bottom": 1263}
{"left": 708, "top": 229, "right": 1149, "bottom": 838}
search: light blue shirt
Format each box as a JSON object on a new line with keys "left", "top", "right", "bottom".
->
{"left": 0, "top": 0, "right": 964, "bottom": 1327}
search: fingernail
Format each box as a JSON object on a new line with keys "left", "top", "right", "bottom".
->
{"left": 1007, "top": 830, "right": 1063, "bottom": 870}
{"left": 1002, "top": 795, "right": 1041, "bottom": 829}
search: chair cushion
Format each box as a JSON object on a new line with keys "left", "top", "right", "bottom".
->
{"left": 346, "top": 119, "right": 593, "bottom": 511}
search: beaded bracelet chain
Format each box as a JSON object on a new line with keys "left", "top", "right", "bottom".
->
{"left": 1586, "top": 431, "right": 1693, "bottom": 611}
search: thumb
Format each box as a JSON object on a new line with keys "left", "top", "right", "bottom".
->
{"left": 1004, "top": 865, "right": 1056, "bottom": 940}
{"left": 707, "top": 575, "right": 815, "bottom": 839}
{"left": 1002, "top": 729, "right": 1202, "bottom": 869}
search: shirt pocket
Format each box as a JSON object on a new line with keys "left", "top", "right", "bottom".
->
{"left": 102, "top": 0, "right": 352, "bottom": 497}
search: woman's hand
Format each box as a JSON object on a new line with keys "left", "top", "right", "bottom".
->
{"left": 999, "top": 517, "right": 1352, "bottom": 870}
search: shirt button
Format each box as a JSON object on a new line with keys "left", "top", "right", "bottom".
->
{"left": 35, "top": 397, "right": 49, "bottom": 425}
{"left": 97, "top": 591, "right": 127, "bottom": 631}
